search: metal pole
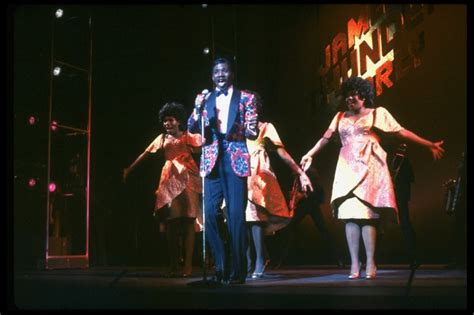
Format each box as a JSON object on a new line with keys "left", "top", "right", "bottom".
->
{"left": 200, "top": 113, "right": 207, "bottom": 280}
{"left": 85, "top": 15, "right": 93, "bottom": 264}
{"left": 45, "top": 9, "right": 56, "bottom": 268}
{"left": 187, "top": 102, "right": 220, "bottom": 287}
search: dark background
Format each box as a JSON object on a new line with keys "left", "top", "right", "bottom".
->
{"left": 12, "top": 4, "right": 467, "bottom": 269}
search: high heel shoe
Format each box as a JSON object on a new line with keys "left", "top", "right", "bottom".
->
{"left": 348, "top": 263, "right": 362, "bottom": 279}
{"left": 182, "top": 266, "right": 192, "bottom": 278}
{"left": 251, "top": 264, "right": 266, "bottom": 279}
{"left": 251, "top": 272, "right": 264, "bottom": 279}
{"left": 365, "top": 265, "right": 377, "bottom": 279}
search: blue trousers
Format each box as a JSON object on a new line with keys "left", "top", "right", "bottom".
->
{"left": 204, "top": 152, "right": 248, "bottom": 280}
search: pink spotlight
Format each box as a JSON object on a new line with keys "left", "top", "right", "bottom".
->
{"left": 28, "top": 116, "right": 37, "bottom": 125}
{"left": 48, "top": 182, "right": 57, "bottom": 192}
{"left": 51, "top": 121, "right": 58, "bottom": 131}
{"left": 28, "top": 178, "right": 37, "bottom": 187}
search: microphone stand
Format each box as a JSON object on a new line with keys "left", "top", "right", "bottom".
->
{"left": 188, "top": 98, "right": 221, "bottom": 288}
{"left": 405, "top": 261, "right": 419, "bottom": 296}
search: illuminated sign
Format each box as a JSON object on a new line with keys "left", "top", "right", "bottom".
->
{"left": 320, "top": 4, "right": 434, "bottom": 104}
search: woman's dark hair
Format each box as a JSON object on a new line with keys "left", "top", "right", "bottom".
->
{"left": 158, "top": 102, "right": 186, "bottom": 131}
{"left": 341, "top": 77, "right": 375, "bottom": 107}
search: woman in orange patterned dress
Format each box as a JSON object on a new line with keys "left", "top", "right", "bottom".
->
{"left": 245, "top": 92, "right": 313, "bottom": 279}
{"left": 123, "top": 102, "right": 202, "bottom": 277}
{"left": 301, "top": 77, "right": 444, "bottom": 280}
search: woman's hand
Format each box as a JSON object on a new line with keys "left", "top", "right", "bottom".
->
{"left": 429, "top": 140, "right": 445, "bottom": 160}
{"left": 300, "top": 155, "right": 313, "bottom": 172}
{"left": 122, "top": 168, "right": 131, "bottom": 183}
{"left": 299, "top": 172, "right": 313, "bottom": 192}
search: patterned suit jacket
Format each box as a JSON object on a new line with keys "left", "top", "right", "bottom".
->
{"left": 188, "top": 88, "right": 259, "bottom": 177}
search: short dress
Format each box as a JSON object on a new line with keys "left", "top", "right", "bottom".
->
{"left": 246, "top": 122, "right": 293, "bottom": 234}
{"left": 146, "top": 132, "right": 202, "bottom": 229}
{"left": 324, "top": 107, "right": 403, "bottom": 221}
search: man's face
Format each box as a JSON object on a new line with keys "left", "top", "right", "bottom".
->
{"left": 212, "top": 62, "right": 232, "bottom": 90}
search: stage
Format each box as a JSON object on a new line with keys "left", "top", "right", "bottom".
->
{"left": 13, "top": 264, "right": 467, "bottom": 310}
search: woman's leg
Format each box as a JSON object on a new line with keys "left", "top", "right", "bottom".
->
{"left": 182, "top": 218, "right": 196, "bottom": 276}
{"left": 251, "top": 223, "right": 265, "bottom": 275}
{"left": 246, "top": 224, "right": 254, "bottom": 274}
{"left": 263, "top": 235, "right": 271, "bottom": 268}
{"left": 361, "top": 221, "right": 377, "bottom": 277}
{"left": 166, "top": 218, "right": 180, "bottom": 275}
{"left": 345, "top": 221, "right": 361, "bottom": 276}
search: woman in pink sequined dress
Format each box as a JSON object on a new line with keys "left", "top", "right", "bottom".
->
{"left": 300, "top": 77, "right": 444, "bottom": 280}
{"left": 123, "top": 102, "right": 202, "bottom": 277}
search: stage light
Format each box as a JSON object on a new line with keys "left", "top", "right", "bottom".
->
{"left": 55, "top": 9, "right": 63, "bottom": 18}
{"left": 51, "top": 121, "right": 58, "bottom": 131}
{"left": 48, "top": 182, "right": 57, "bottom": 193}
{"left": 28, "top": 116, "right": 37, "bottom": 125}
{"left": 203, "top": 47, "right": 210, "bottom": 55}
{"left": 201, "top": 4, "right": 208, "bottom": 8}
{"left": 28, "top": 178, "right": 37, "bottom": 187}
{"left": 53, "top": 67, "right": 61, "bottom": 76}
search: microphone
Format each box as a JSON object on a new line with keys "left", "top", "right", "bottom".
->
{"left": 195, "top": 89, "right": 212, "bottom": 112}
{"left": 202, "top": 89, "right": 212, "bottom": 101}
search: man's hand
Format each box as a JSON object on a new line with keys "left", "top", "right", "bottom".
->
{"left": 195, "top": 92, "right": 208, "bottom": 111}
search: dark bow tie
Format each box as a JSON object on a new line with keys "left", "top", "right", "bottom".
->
{"left": 216, "top": 88, "right": 228, "bottom": 97}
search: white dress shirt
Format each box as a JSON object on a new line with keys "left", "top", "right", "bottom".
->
{"left": 215, "top": 86, "right": 233, "bottom": 134}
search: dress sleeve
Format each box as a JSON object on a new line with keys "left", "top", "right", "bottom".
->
{"left": 323, "top": 112, "right": 341, "bottom": 139}
{"left": 145, "top": 134, "right": 164, "bottom": 153}
{"left": 185, "top": 131, "right": 203, "bottom": 147}
{"left": 262, "top": 122, "right": 284, "bottom": 148}
{"left": 373, "top": 107, "right": 404, "bottom": 133}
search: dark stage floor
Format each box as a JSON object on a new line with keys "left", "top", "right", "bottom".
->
{"left": 12, "top": 264, "right": 467, "bottom": 310}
